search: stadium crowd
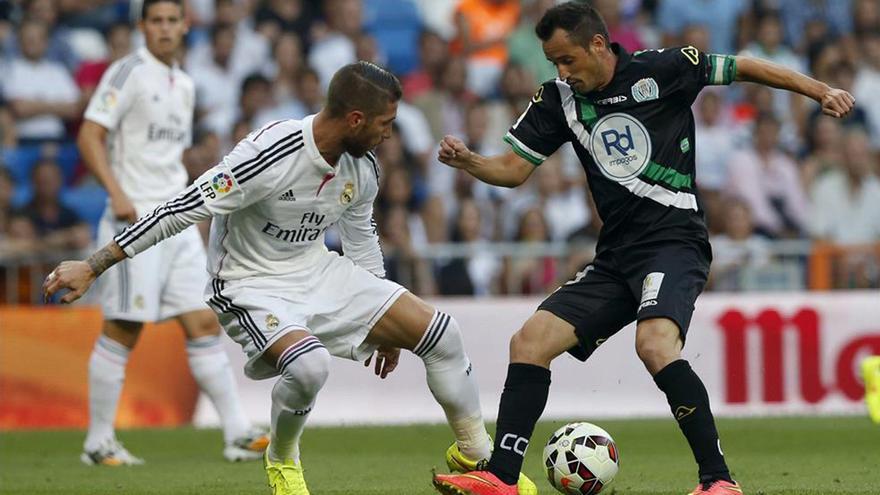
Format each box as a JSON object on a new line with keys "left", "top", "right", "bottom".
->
{"left": 1, "top": 0, "right": 879, "bottom": 300}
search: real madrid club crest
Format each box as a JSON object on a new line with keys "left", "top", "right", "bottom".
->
{"left": 341, "top": 182, "right": 355, "bottom": 204}
{"left": 265, "top": 314, "right": 279, "bottom": 330}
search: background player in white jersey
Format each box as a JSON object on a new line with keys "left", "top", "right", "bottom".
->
{"left": 76, "top": 0, "right": 267, "bottom": 465}
{"left": 45, "top": 61, "right": 536, "bottom": 495}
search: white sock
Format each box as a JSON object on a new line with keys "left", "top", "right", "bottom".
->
{"left": 84, "top": 335, "right": 130, "bottom": 451}
{"left": 187, "top": 335, "right": 251, "bottom": 444}
{"left": 414, "top": 311, "right": 492, "bottom": 461}
{"left": 268, "top": 335, "right": 330, "bottom": 463}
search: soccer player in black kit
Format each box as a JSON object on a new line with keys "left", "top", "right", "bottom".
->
{"left": 432, "top": 3, "right": 854, "bottom": 495}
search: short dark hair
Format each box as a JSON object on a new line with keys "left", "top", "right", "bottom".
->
{"left": 141, "top": 0, "right": 184, "bottom": 20}
{"left": 326, "top": 61, "right": 402, "bottom": 119}
{"left": 535, "top": 1, "right": 609, "bottom": 46}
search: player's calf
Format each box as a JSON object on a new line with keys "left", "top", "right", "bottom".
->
{"left": 267, "top": 334, "right": 330, "bottom": 463}
{"left": 414, "top": 310, "right": 491, "bottom": 462}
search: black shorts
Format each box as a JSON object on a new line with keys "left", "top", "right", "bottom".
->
{"left": 538, "top": 240, "right": 711, "bottom": 361}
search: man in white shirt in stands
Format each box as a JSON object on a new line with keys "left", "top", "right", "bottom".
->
{"left": 75, "top": 0, "right": 267, "bottom": 466}
{"left": 4, "top": 19, "right": 80, "bottom": 143}
{"left": 46, "top": 60, "right": 536, "bottom": 495}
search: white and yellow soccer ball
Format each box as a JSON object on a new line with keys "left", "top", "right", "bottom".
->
{"left": 542, "top": 422, "right": 620, "bottom": 495}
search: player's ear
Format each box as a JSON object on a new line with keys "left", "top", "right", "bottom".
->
{"left": 345, "top": 110, "right": 366, "bottom": 129}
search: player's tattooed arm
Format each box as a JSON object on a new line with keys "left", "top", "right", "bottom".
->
{"left": 43, "top": 241, "right": 127, "bottom": 303}
{"left": 87, "top": 241, "right": 126, "bottom": 277}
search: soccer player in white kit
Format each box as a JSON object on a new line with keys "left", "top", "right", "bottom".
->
{"left": 75, "top": 0, "right": 267, "bottom": 465}
{"left": 46, "top": 61, "right": 537, "bottom": 494}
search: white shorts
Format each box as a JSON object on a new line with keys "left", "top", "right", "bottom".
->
{"left": 98, "top": 211, "right": 209, "bottom": 322}
{"left": 204, "top": 251, "right": 406, "bottom": 380}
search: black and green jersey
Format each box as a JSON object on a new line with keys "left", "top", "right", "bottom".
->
{"left": 505, "top": 43, "right": 735, "bottom": 254}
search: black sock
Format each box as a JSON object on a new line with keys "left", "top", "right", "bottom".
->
{"left": 487, "top": 363, "right": 551, "bottom": 485}
{"left": 653, "top": 359, "right": 731, "bottom": 484}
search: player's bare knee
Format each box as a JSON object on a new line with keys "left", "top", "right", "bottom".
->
{"left": 414, "top": 312, "right": 465, "bottom": 363}
{"left": 181, "top": 310, "right": 221, "bottom": 339}
{"left": 103, "top": 320, "right": 143, "bottom": 349}
{"left": 274, "top": 336, "right": 331, "bottom": 400}
{"left": 635, "top": 324, "right": 681, "bottom": 374}
{"left": 509, "top": 323, "right": 555, "bottom": 366}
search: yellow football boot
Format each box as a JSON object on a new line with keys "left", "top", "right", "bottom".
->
{"left": 862, "top": 356, "right": 880, "bottom": 424}
{"left": 446, "top": 443, "right": 537, "bottom": 495}
{"left": 264, "top": 450, "right": 310, "bottom": 495}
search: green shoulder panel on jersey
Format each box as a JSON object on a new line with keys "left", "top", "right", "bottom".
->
{"left": 503, "top": 132, "right": 545, "bottom": 165}
{"left": 706, "top": 54, "right": 737, "bottom": 85}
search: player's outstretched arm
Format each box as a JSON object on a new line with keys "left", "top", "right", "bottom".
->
{"left": 43, "top": 241, "right": 126, "bottom": 303}
{"left": 438, "top": 135, "right": 536, "bottom": 188}
{"left": 734, "top": 56, "right": 855, "bottom": 118}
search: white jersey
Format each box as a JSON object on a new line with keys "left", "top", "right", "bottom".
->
{"left": 112, "top": 115, "right": 385, "bottom": 280}
{"left": 84, "top": 47, "right": 195, "bottom": 210}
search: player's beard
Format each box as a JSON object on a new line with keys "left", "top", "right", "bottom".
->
{"left": 342, "top": 134, "right": 372, "bottom": 158}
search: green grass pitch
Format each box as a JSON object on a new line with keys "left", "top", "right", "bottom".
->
{"left": 1, "top": 417, "right": 878, "bottom": 494}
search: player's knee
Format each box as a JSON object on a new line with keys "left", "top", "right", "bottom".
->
{"left": 509, "top": 323, "right": 555, "bottom": 366}
{"left": 275, "top": 340, "right": 331, "bottom": 400}
{"left": 414, "top": 312, "right": 465, "bottom": 363}
{"left": 635, "top": 331, "right": 679, "bottom": 373}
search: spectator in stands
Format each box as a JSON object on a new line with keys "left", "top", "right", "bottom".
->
{"left": 415, "top": 56, "right": 474, "bottom": 142}
{"left": 853, "top": 0, "right": 880, "bottom": 36}
{"left": 402, "top": 29, "right": 448, "bottom": 102}
{"left": 452, "top": 0, "right": 520, "bottom": 97}
{"left": 20, "top": 158, "right": 89, "bottom": 251}
{"left": 254, "top": 0, "right": 318, "bottom": 49}
{"left": 237, "top": 73, "right": 273, "bottom": 129}
{"left": 507, "top": 0, "right": 557, "bottom": 87}
{"left": 534, "top": 156, "right": 590, "bottom": 242}
{"left": 294, "top": 66, "right": 324, "bottom": 115}
{"left": 189, "top": 23, "right": 245, "bottom": 138}
{"left": 808, "top": 128, "right": 880, "bottom": 244}
{"left": 377, "top": 164, "right": 428, "bottom": 251}
{"left": 778, "top": 0, "right": 853, "bottom": 52}
{"left": 379, "top": 204, "right": 437, "bottom": 296}
{"left": 192, "top": 0, "right": 270, "bottom": 77}
{"left": 726, "top": 113, "right": 810, "bottom": 238}
{"left": 801, "top": 116, "right": 845, "bottom": 189}
{"left": 0, "top": 168, "right": 13, "bottom": 237}
{"left": 485, "top": 62, "right": 535, "bottom": 145}
{"left": 501, "top": 207, "right": 557, "bottom": 295}
{"left": 308, "top": 0, "right": 362, "bottom": 90}
{"left": 657, "top": 0, "right": 747, "bottom": 54}
{"left": 695, "top": 90, "right": 735, "bottom": 232}
{"left": 4, "top": 0, "right": 78, "bottom": 71}
{"left": 594, "top": 0, "right": 644, "bottom": 52}
{"left": 854, "top": 30, "right": 880, "bottom": 147}
{"left": 741, "top": 12, "right": 807, "bottom": 134}
{"left": 262, "top": 32, "right": 305, "bottom": 106}
{"left": 0, "top": 92, "right": 17, "bottom": 148}
{"left": 438, "top": 198, "right": 500, "bottom": 296}
{"left": 709, "top": 197, "right": 771, "bottom": 291}
{"left": 5, "top": 19, "right": 81, "bottom": 144}
{"left": 0, "top": 211, "right": 40, "bottom": 258}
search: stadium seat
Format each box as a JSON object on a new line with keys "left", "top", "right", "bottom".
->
{"left": 363, "top": 0, "right": 422, "bottom": 76}
{"left": 61, "top": 184, "right": 108, "bottom": 236}
{"left": 2, "top": 146, "right": 42, "bottom": 185}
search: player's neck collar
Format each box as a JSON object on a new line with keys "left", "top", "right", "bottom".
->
{"left": 140, "top": 46, "right": 178, "bottom": 71}
{"left": 609, "top": 42, "right": 631, "bottom": 76}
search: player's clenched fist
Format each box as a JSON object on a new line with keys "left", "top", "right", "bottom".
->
{"left": 820, "top": 88, "right": 855, "bottom": 119}
{"left": 438, "top": 135, "right": 473, "bottom": 169}
{"left": 43, "top": 260, "right": 96, "bottom": 304}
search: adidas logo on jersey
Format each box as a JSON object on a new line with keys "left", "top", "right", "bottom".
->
{"left": 278, "top": 189, "right": 296, "bottom": 201}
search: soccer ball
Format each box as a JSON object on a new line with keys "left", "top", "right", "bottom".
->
{"left": 542, "top": 422, "right": 619, "bottom": 495}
